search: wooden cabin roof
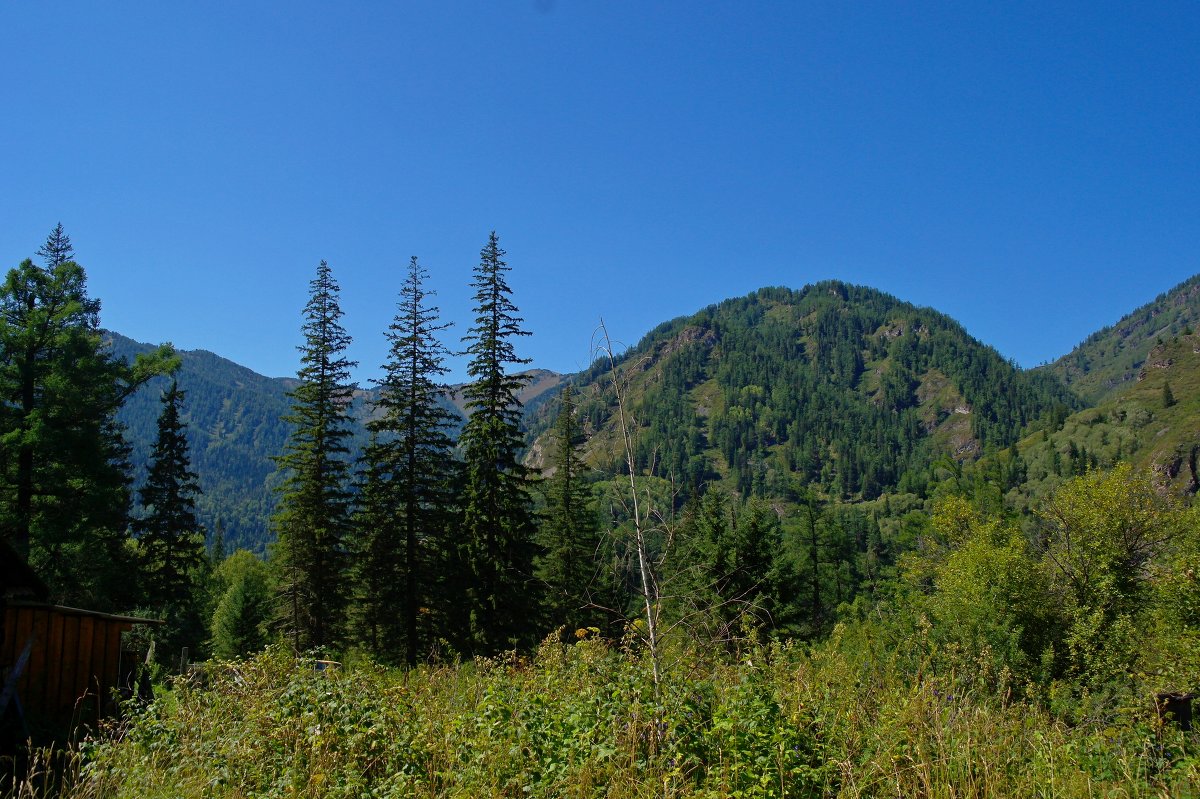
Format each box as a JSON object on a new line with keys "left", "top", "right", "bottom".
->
{"left": 4, "top": 600, "right": 163, "bottom": 626}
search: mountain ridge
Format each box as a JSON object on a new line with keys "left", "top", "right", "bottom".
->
{"left": 527, "top": 281, "right": 1078, "bottom": 502}
{"left": 109, "top": 273, "right": 1200, "bottom": 552}
{"left": 1044, "top": 273, "right": 1200, "bottom": 404}
{"left": 109, "top": 331, "right": 564, "bottom": 553}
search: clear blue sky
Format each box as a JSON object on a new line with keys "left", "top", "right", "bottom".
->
{"left": 2, "top": 2, "right": 1197, "bottom": 383}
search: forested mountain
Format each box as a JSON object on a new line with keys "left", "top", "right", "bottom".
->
{"left": 1007, "top": 328, "right": 1200, "bottom": 505}
{"left": 1045, "top": 273, "right": 1200, "bottom": 404}
{"left": 111, "top": 277, "right": 1200, "bottom": 553}
{"left": 110, "top": 332, "right": 564, "bottom": 553}
{"left": 528, "top": 282, "right": 1078, "bottom": 502}
{"left": 110, "top": 332, "right": 296, "bottom": 553}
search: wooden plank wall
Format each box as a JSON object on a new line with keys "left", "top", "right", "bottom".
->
{"left": 1, "top": 606, "right": 133, "bottom": 725}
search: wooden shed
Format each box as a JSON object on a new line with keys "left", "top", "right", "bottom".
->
{"left": 2, "top": 540, "right": 160, "bottom": 734}
{"left": 2, "top": 602, "right": 161, "bottom": 728}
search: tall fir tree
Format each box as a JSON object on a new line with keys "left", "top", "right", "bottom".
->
{"left": 271, "top": 260, "right": 357, "bottom": 652}
{"left": 135, "top": 379, "right": 208, "bottom": 658}
{"left": 537, "top": 385, "right": 607, "bottom": 635}
{"left": 36, "top": 222, "right": 74, "bottom": 268}
{"left": 136, "top": 380, "right": 206, "bottom": 604}
{"left": 0, "top": 226, "right": 175, "bottom": 609}
{"left": 350, "top": 438, "right": 396, "bottom": 657}
{"left": 353, "top": 257, "right": 459, "bottom": 666}
{"left": 459, "top": 232, "right": 540, "bottom": 654}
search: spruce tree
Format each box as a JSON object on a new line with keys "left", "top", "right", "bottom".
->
{"left": 538, "top": 385, "right": 608, "bottom": 634}
{"left": 135, "top": 379, "right": 208, "bottom": 659}
{"left": 0, "top": 226, "right": 175, "bottom": 609}
{"left": 673, "top": 489, "right": 736, "bottom": 640}
{"left": 271, "top": 260, "right": 357, "bottom": 652}
{"left": 136, "top": 380, "right": 206, "bottom": 606}
{"left": 350, "top": 439, "right": 395, "bottom": 657}
{"left": 36, "top": 222, "right": 74, "bottom": 268}
{"left": 459, "top": 232, "right": 540, "bottom": 654}
{"left": 354, "top": 257, "right": 458, "bottom": 666}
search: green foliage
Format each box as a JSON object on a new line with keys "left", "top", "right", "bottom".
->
{"left": 0, "top": 228, "right": 175, "bottom": 610}
{"left": 918, "top": 496, "right": 1059, "bottom": 683}
{"left": 270, "top": 260, "right": 357, "bottom": 652}
{"left": 458, "top": 232, "right": 541, "bottom": 655}
{"left": 351, "top": 257, "right": 460, "bottom": 666}
{"left": 1036, "top": 464, "right": 1180, "bottom": 684}
{"left": 908, "top": 464, "right": 1200, "bottom": 723}
{"left": 210, "top": 550, "right": 273, "bottom": 659}
{"left": 135, "top": 379, "right": 209, "bottom": 661}
{"left": 64, "top": 628, "right": 1200, "bottom": 798}
{"left": 537, "top": 385, "right": 611, "bottom": 635}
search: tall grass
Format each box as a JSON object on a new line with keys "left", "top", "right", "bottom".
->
{"left": 41, "top": 628, "right": 1200, "bottom": 798}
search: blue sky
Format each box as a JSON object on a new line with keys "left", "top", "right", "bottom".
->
{"left": 2, "top": 2, "right": 1197, "bottom": 383}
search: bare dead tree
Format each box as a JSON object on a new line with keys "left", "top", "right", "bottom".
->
{"left": 594, "top": 319, "right": 665, "bottom": 689}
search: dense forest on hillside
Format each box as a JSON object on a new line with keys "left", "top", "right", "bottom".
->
{"left": 6, "top": 227, "right": 1200, "bottom": 797}
{"left": 110, "top": 333, "right": 296, "bottom": 552}
{"left": 533, "top": 282, "right": 1076, "bottom": 501}
{"left": 111, "top": 336, "right": 560, "bottom": 554}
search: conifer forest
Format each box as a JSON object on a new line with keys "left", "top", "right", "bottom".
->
{"left": 4, "top": 225, "right": 1200, "bottom": 797}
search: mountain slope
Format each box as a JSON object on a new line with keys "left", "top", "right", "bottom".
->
{"left": 528, "top": 282, "right": 1078, "bottom": 501}
{"left": 110, "top": 333, "right": 296, "bottom": 553}
{"left": 110, "top": 333, "right": 564, "bottom": 553}
{"left": 1010, "top": 329, "right": 1200, "bottom": 504}
{"left": 1045, "top": 273, "right": 1200, "bottom": 404}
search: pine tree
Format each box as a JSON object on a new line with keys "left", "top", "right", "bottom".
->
{"left": 136, "top": 379, "right": 206, "bottom": 607}
{"left": 0, "top": 227, "right": 176, "bottom": 609}
{"left": 135, "top": 379, "right": 208, "bottom": 658}
{"left": 459, "top": 232, "right": 540, "bottom": 654}
{"left": 354, "top": 257, "right": 458, "bottom": 666}
{"left": 36, "top": 222, "right": 74, "bottom": 268}
{"left": 537, "top": 385, "right": 605, "bottom": 634}
{"left": 1163, "top": 381, "right": 1177, "bottom": 408}
{"left": 208, "top": 518, "right": 227, "bottom": 565}
{"left": 271, "top": 260, "right": 357, "bottom": 652}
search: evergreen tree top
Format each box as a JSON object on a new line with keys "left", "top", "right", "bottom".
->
{"left": 461, "top": 232, "right": 532, "bottom": 419}
{"left": 37, "top": 222, "right": 75, "bottom": 269}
